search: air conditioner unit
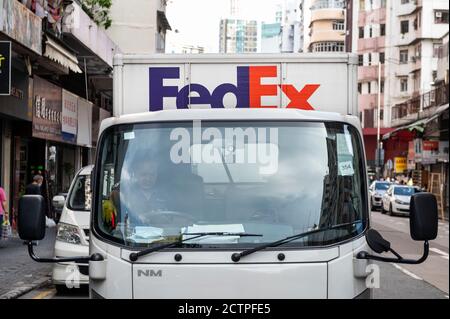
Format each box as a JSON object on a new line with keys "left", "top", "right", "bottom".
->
{"left": 436, "top": 11, "right": 442, "bottom": 18}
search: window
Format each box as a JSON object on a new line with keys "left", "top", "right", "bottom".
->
{"left": 368, "top": 53, "right": 372, "bottom": 64}
{"left": 358, "top": 83, "right": 362, "bottom": 94}
{"left": 380, "top": 80, "right": 384, "bottom": 93}
{"left": 332, "top": 20, "right": 345, "bottom": 31}
{"left": 399, "top": 49, "right": 408, "bottom": 64}
{"left": 68, "top": 175, "right": 91, "bottom": 211}
{"left": 368, "top": 82, "right": 371, "bottom": 94}
{"left": 359, "top": 0, "right": 365, "bottom": 11}
{"left": 380, "top": 24, "right": 385, "bottom": 36}
{"left": 359, "top": 27, "right": 364, "bottom": 38}
{"left": 379, "top": 52, "right": 385, "bottom": 64}
{"left": 401, "top": 0, "right": 409, "bottom": 4}
{"left": 413, "top": 18, "right": 418, "bottom": 30}
{"left": 433, "top": 43, "right": 441, "bottom": 58}
{"left": 358, "top": 54, "right": 363, "bottom": 66}
{"left": 400, "top": 20, "right": 409, "bottom": 34}
{"left": 400, "top": 78, "right": 408, "bottom": 92}
{"left": 369, "top": 27, "right": 372, "bottom": 38}
{"left": 311, "top": 42, "right": 344, "bottom": 52}
{"left": 435, "top": 10, "right": 449, "bottom": 24}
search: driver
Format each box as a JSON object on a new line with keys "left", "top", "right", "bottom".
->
{"left": 127, "top": 157, "right": 170, "bottom": 220}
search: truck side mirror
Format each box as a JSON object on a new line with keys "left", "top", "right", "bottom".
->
{"left": 410, "top": 193, "right": 438, "bottom": 241}
{"left": 18, "top": 195, "right": 46, "bottom": 241}
{"left": 52, "top": 195, "right": 65, "bottom": 209}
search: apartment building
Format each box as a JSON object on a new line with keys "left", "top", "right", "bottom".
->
{"left": 219, "top": 19, "right": 258, "bottom": 53}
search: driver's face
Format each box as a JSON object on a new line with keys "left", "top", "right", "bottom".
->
{"left": 135, "top": 161, "right": 158, "bottom": 191}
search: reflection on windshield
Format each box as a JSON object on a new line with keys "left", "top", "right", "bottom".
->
{"left": 394, "top": 187, "right": 414, "bottom": 196}
{"left": 95, "top": 121, "right": 367, "bottom": 248}
{"left": 375, "top": 183, "right": 390, "bottom": 190}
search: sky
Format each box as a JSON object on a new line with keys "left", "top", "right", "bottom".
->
{"left": 165, "top": 0, "right": 285, "bottom": 53}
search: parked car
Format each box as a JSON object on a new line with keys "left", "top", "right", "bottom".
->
{"left": 381, "top": 185, "right": 416, "bottom": 216}
{"left": 52, "top": 165, "right": 93, "bottom": 293}
{"left": 368, "top": 181, "right": 391, "bottom": 211}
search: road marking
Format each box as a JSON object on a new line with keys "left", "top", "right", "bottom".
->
{"left": 391, "top": 263, "right": 423, "bottom": 280}
{"left": 32, "top": 289, "right": 55, "bottom": 300}
{"left": 430, "top": 248, "right": 449, "bottom": 259}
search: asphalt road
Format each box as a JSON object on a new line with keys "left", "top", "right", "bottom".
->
{"left": 13, "top": 211, "right": 450, "bottom": 299}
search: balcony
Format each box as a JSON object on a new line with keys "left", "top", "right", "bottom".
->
{"left": 397, "top": 0, "right": 422, "bottom": 17}
{"left": 358, "top": 65, "right": 385, "bottom": 82}
{"left": 359, "top": 93, "right": 384, "bottom": 110}
{"left": 62, "top": 1, "right": 120, "bottom": 73}
{"left": 0, "top": 0, "right": 42, "bottom": 55}
{"left": 391, "top": 83, "right": 449, "bottom": 126}
{"left": 310, "top": 29, "right": 345, "bottom": 43}
{"left": 358, "top": 8, "right": 386, "bottom": 26}
{"left": 357, "top": 37, "right": 386, "bottom": 52}
{"left": 311, "top": 9, "right": 344, "bottom": 24}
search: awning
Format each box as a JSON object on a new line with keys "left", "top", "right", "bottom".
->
{"left": 382, "top": 103, "right": 449, "bottom": 140}
{"left": 157, "top": 10, "right": 172, "bottom": 31}
{"left": 44, "top": 37, "right": 82, "bottom": 73}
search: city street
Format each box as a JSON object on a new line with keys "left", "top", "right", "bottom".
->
{"left": 0, "top": 210, "right": 446, "bottom": 299}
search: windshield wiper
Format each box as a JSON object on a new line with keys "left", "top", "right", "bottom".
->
{"left": 231, "top": 221, "right": 363, "bottom": 262}
{"left": 129, "top": 232, "right": 262, "bottom": 261}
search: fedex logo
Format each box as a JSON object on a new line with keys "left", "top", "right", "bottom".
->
{"left": 149, "top": 66, "right": 320, "bottom": 111}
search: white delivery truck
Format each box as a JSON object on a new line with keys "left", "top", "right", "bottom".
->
{"left": 18, "top": 54, "right": 438, "bottom": 299}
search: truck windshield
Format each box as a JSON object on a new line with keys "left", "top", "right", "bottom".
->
{"left": 94, "top": 121, "right": 367, "bottom": 248}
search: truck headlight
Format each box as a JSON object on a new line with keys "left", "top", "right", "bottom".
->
{"left": 56, "top": 223, "right": 82, "bottom": 245}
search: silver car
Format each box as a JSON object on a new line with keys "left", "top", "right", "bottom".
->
{"left": 369, "top": 181, "right": 391, "bottom": 211}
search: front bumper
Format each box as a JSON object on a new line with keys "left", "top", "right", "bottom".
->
{"left": 372, "top": 197, "right": 382, "bottom": 207}
{"left": 392, "top": 203, "right": 410, "bottom": 215}
{"left": 52, "top": 240, "right": 89, "bottom": 285}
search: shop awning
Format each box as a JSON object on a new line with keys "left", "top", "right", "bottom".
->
{"left": 44, "top": 37, "right": 82, "bottom": 73}
{"left": 382, "top": 103, "right": 449, "bottom": 140}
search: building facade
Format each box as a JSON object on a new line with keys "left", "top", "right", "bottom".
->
{"left": 219, "top": 19, "right": 258, "bottom": 53}
{"left": 107, "top": 0, "right": 171, "bottom": 53}
{"left": 308, "top": 0, "right": 346, "bottom": 52}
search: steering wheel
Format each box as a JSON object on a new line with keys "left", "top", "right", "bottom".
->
{"left": 140, "top": 210, "right": 196, "bottom": 226}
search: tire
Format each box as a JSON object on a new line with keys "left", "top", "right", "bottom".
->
{"left": 388, "top": 204, "right": 393, "bottom": 216}
{"left": 55, "top": 284, "right": 69, "bottom": 294}
{"left": 381, "top": 203, "right": 386, "bottom": 214}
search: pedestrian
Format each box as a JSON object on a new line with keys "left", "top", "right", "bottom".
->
{"left": 0, "top": 185, "right": 7, "bottom": 239}
{"left": 25, "top": 175, "right": 43, "bottom": 195}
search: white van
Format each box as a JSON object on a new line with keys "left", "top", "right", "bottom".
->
{"left": 52, "top": 165, "right": 93, "bottom": 292}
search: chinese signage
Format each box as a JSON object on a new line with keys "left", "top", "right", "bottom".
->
{"left": 62, "top": 89, "right": 78, "bottom": 143}
{"left": 0, "top": 0, "right": 42, "bottom": 55}
{"left": 32, "top": 76, "right": 62, "bottom": 142}
{"left": 394, "top": 157, "right": 407, "bottom": 174}
{"left": 407, "top": 141, "right": 415, "bottom": 170}
{"left": 422, "top": 140, "right": 439, "bottom": 164}
{"left": 0, "top": 41, "right": 11, "bottom": 95}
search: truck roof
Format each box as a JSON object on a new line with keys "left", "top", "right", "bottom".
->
{"left": 100, "top": 109, "right": 361, "bottom": 133}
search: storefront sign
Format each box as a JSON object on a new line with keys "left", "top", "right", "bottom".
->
{"left": 77, "top": 98, "right": 92, "bottom": 147}
{"left": 414, "top": 138, "right": 423, "bottom": 163}
{"left": 0, "top": 0, "right": 42, "bottom": 55}
{"left": 407, "top": 141, "right": 415, "bottom": 170}
{"left": 422, "top": 140, "right": 439, "bottom": 165}
{"left": 0, "top": 41, "right": 11, "bottom": 95}
{"left": 32, "top": 76, "right": 62, "bottom": 142}
{"left": 439, "top": 141, "right": 449, "bottom": 162}
{"left": 62, "top": 89, "right": 78, "bottom": 143}
{"left": 394, "top": 157, "right": 407, "bottom": 174}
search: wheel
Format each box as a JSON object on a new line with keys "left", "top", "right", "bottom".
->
{"left": 55, "top": 284, "right": 69, "bottom": 294}
{"left": 381, "top": 204, "right": 386, "bottom": 214}
{"left": 388, "top": 204, "right": 393, "bottom": 216}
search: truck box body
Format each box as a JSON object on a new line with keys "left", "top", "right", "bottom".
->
{"left": 113, "top": 53, "right": 358, "bottom": 116}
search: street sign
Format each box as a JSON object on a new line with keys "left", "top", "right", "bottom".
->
{"left": 0, "top": 41, "right": 11, "bottom": 95}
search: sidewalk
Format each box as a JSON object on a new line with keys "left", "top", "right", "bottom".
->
{"left": 0, "top": 227, "right": 56, "bottom": 299}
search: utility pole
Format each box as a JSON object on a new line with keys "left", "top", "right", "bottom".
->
{"left": 376, "top": 61, "right": 382, "bottom": 179}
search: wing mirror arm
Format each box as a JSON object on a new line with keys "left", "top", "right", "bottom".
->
{"left": 26, "top": 241, "right": 103, "bottom": 263}
{"left": 356, "top": 240, "right": 429, "bottom": 265}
